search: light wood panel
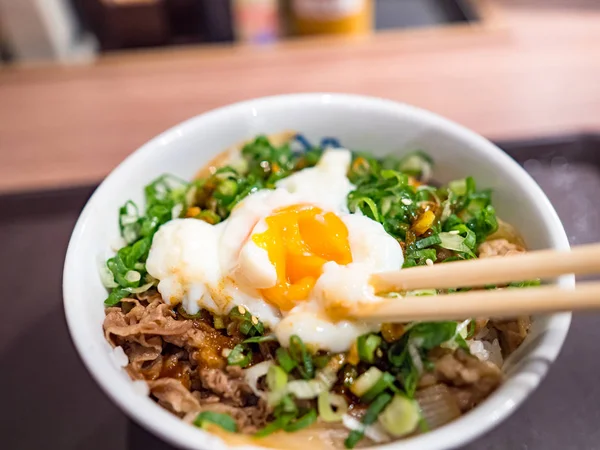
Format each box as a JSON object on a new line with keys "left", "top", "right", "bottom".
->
{"left": 0, "top": 2, "right": 599, "bottom": 193}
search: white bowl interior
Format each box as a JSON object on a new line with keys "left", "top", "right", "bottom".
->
{"left": 64, "top": 94, "right": 571, "bottom": 450}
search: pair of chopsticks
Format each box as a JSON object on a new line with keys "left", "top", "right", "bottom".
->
{"left": 352, "top": 243, "right": 600, "bottom": 322}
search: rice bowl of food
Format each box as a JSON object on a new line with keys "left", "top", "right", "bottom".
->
{"left": 63, "top": 93, "right": 572, "bottom": 450}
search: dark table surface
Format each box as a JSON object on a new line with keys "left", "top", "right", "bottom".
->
{"left": 3, "top": 135, "right": 600, "bottom": 450}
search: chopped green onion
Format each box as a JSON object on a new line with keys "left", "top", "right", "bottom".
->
{"left": 409, "top": 322, "right": 458, "bottom": 350}
{"left": 318, "top": 391, "right": 348, "bottom": 423}
{"left": 387, "top": 335, "right": 410, "bottom": 367}
{"left": 380, "top": 169, "right": 408, "bottom": 188}
{"left": 403, "top": 248, "right": 437, "bottom": 268}
{"left": 344, "top": 393, "right": 393, "bottom": 449}
{"left": 313, "top": 354, "right": 332, "bottom": 369}
{"left": 399, "top": 362, "right": 420, "bottom": 398}
{"left": 285, "top": 379, "right": 325, "bottom": 399}
{"left": 171, "top": 203, "right": 183, "bottom": 219}
{"left": 466, "top": 319, "right": 476, "bottom": 339}
{"left": 415, "top": 234, "right": 441, "bottom": 249}
{"left": 213, "top": 316, "right": 225, "bottom": 329}
{"left": 229, "top": 307, "right": 264, "bottom": 337}
{"left": 361, "top": 371, "right": 396, "bottom": 403}
{"left": 99, "top": 262, "right": 118, "bottom": 289}
{"left": 348, "top": 196, "right": 380, "bottom": 222}
{"left": 377, "top": 394, "right": 420, "bottom": 437}
{"left": 215, "top": 179, "right": 238, "bottom": 199}
{"left": 438, "top": 231, "right": 474, "bottom": 255}
{"left": 267, "top": 365, "right": 288, "bottom": 392}
{"left": 124, "top": 270, "right": 141, "bottom": 283}
{"left": 397, "top": 151, "right": 433, "bottom": 181}
{"left": 104, "top": 288, "right": 128, "bottom": 307}
{"left": 255, "top": 411, "right": 295, "bottom": 438}
{"left": 239, "top": 321, "right": 255, "bottom": 335}
{"left": 277, "top": 394, "right": 299, "bottom": 415}
{"left": 123, "top": 281, "right": 154, "bottom": 294}
{"left": 243, "top": 335, "right": 277, "bottom": 344}
{"left": 119, "top": 200, "right": 141, "bottom": 244}
{"left": 416, "top": 185, "right": 441, "bottom": 203}
{"left": 509, "top": 279, "right": 542, "bottom": 288}
{"left": 316, "top": 354, "right": 346, "bottom": 387}
{"left": 103, "top": 172, "right": 190, "bottom": 305}
{"left": 357, "top": 334, "right": 382, "bottom": 364}
{"left": 350, "top": 367, "right": 384, "bottom": 397}
{"left": 283, "top": 409, "right": 318, "bottom": 432}
{"left": 344, "top": 430, "right": 364, "bottom": 449}
{"left": 254, "top": 419, "right": 288, "bottom": 438}
{"left": 277, "top": 354, "right": 345, "bottom": 402}
{"left": 195, "top": 210, "right": 221, "bottom": 225}
{"left": 454, "top": 334, "right": 469, "bottom": 351}
{"left": 227, "top": 344, "right": 252, "bottom": 368}
{"left": 448, "top": 178, "right": 468, "bottom": 196}
{"left": 363, "top": 393, "right": 394, "bottom": 425}
{"left": 289, "top": 335, "right": 314, "bottom": 379}
{"left": 276, "top": 347, "right": 297, "bottom": 373}
{"left": 256, "top": 394, "right": 301, "bottom": 436}
{"left": 177, "top": 304, "right": 203, "bottom": 319}
{"left": 193, "top": 411, "right": 237, "bottom": 433}
{"left": 405, "top": 289, "right": 437, "bottom": 296}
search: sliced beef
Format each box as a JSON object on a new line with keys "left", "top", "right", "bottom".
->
{"left": 478, "top": 238, "right": 525, "bottom": 258}
{"left": 489, "top": 316, "right": 531, "bottom": 356}
{"left": 199, "top": 366, "right": 255, "bottom": 407}
{"left": 183, "top": 400, "right": 271, "bottom": 434}
{"left": 126, "top": 344, "right": 163, "bottom": 379}
{"left": 104, "top": 298, "right": 193, "bottom": 345}
{"left": 102, "top": 292, "right": 268, "bottom": 433}
{"left": 150, "top": 377, "right": 270, "bottom": 433}
{"left": 425, "top": 348, "right": 502, "bottom": 412}
{"left": 150, "top": 378, "right": 201, "bottom": 414}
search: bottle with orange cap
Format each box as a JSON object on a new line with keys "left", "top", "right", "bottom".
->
{"left": 290, "top": 0, "right": 373, "bottom": 36}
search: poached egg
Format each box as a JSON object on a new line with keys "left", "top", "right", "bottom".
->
{"left": 146, "top": 148, "right": 403, "bottom": 352}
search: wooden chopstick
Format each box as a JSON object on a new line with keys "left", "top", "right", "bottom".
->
{"left": 352, "top": 281, "right": 600, "bottom": 323}
{"left": 370, "top": 243, "right": 600, "bottom": 293}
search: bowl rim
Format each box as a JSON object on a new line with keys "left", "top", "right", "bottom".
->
{"left": 63, "top": 93, "right": 572, "bottom": 450}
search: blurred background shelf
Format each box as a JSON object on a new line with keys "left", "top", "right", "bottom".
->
{"left": 0, "top": 0, "right": 496, "bottom": 62}
{"left": 75, "top": 0, "right": 492, "bottom": 51}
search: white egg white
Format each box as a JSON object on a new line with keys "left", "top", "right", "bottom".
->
{"left": 146, "top": 148, "right": 404, "bottom": 352}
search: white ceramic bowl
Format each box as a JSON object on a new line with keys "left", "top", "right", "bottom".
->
{"left": 63, "top": 93, "right": 572, "bottom": 450}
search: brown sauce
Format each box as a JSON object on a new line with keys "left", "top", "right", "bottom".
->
{"left": 193, "top": 320, "right": 241, "bottom": 369}
{"left": 159, "top": 355, "right": 191, "bottom": 389}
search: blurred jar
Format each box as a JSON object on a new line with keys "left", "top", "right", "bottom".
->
{"left": 291, "top": 0, "right": 373, "bottom": 36}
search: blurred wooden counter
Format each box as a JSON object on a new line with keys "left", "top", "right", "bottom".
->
{"left": 0, "top": 1, "right": 599, "bottom": 193}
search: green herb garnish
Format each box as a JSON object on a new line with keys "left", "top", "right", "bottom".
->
{"left": 194, "top": 411, "right": 238, "bottom": 433}
{"left": 344, "top": 393, "right": 393, "bottom": 449}
{"left": 227, "top": 344, "right": 252, "bottom": 368}
{"left": 276, "top": 347, "right": 298, "bottom": 373}
{"left": 104, "top": 175, "right": 189, "bottom": 306}
{"left": 289, "top": 335, "right": 315, "bottom": 379}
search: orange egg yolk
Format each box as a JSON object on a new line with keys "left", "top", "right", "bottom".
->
{"left": 252, "top": 204, "right": 352, "bottom": 311}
